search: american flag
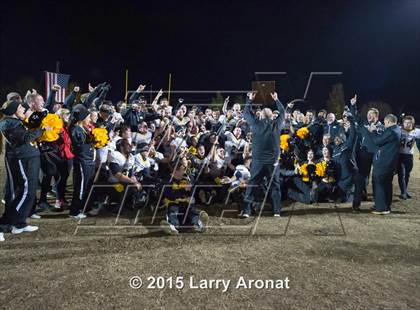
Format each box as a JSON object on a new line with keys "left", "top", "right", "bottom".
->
{"left": 44, "top": 71, "right": 71, "bottom": 103}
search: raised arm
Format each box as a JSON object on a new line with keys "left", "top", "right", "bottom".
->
{"left": 128, "top": 84, "right": 146, "bottom": 104}
{"left": 344, "top": 121, "right": 356, "bottom": 149}
{"left": 64, "top": 86, "right": 80, "bottom": 109}
{"left": 209, "top": 137, "right": 219, "bottom": 163}
{"left": 349, "top": 94, "right": 362, "bottom": 124}
{"left": 97, "top": 84, "right": 110, "bottom": 102}
{"left": 271, "top": 92, "right": 285, "bottom": 127}
{"left": 45, "top": 84, "right": 60, "bottom": 112}
{"left": 151, "top": 89, "right": 163, "bottom": 106}
{"left": 83, "top": 82, "right": 105, "bottom": 108}
{"left": 243, "top": 92, "right": 257, "bottom": 126}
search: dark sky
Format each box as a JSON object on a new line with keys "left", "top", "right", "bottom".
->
{"left": 1, "top": 0, "right": 419, "bottom": 114}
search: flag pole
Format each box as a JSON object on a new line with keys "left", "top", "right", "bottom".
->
{"left": 125, "top": 69, "right": 129, "bottom": 103}
{"left": 56, "top": 61, "right": 60, "bottom": 73}
{"left": 168, "top": 73, "right": 172, "bottom": 104}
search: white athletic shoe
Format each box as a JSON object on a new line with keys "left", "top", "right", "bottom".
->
{"left": 11, "top": 227, "right": 24, "bottom": 234}
{"left": 30, "top": 213, "right": 42, "bottom": 219}
{"left": 273, "top": 213, "right": 281, "bottom": 217}
{"left": 241, "top": 213, "right": 250, "bottom": 218}
{"left": 160, "top": 220, "right": 179, "bottom": 235}
{"left": 69, "top": 213, "right": 87, "bottom": 219}
{"left": 11, "top": 225, "right": 38, "bottom": 234}
{"left": 371, "top": 210, "right": 391, "bottom": 215}
{"left": 22, "top": 225, "right": 39, "bottom": 232}
{"left": 0, "top": 232, "right": 4, "bottom": 242}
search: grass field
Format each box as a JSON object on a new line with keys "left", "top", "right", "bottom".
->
{"left": 0, "top": 152, "right": 419, "bottom": 309}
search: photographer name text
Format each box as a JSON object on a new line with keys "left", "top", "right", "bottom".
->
{"left": 129, "top": 276, "right": 290, "bottom": 292}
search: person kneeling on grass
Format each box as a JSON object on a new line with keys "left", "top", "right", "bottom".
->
{"left": 287, "top": 149, "right": 318, "bottom": 205}
{"left": 160, "top": 163, "right": 209, "bottom": 235}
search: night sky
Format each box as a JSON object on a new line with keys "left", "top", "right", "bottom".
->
{"left": 1, "top": 0, "right": 419, "bottom": 116}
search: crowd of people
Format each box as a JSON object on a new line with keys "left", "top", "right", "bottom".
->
{"left": 0, "top": 81, "right": 419, "bottom": 240}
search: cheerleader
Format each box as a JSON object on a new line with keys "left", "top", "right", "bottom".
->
{"left": 316, "top": 146, "right": 339, "bottom": 202}
{"left": 397, "top": 116, "right": 420, "bottom": 199}
{"left": 69, "top": 108, "right": 95, "bottom": 218}
{"left": 37, "top": 114, "right": 64, "bottom": 212}
{"left": 288, "top": 149, "right": 317, "bottom": 204}
{"left": 54, "top": 108, "right": 75, "bottom": 210}
{"left": 0, "top": 100, "right": 48, "bottom": 238}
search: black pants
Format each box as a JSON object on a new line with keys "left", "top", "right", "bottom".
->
{"left": 357, "top": 149, "right": 374, "bottom": 184}
{"left": 353, "top": 149, "right": 374, "bottom": 207}
{"left": 372, "top": 171, "right": 394, "bottom": 212}
{"left": 39, "top": 174, "right": 54, "bottom": 203}
{"left": 287, "top": 177, "right": 311, "bottom": 204}
{"left": 243, "top": 162, "right": 281, "bottom": 215}
{"left": 56, "top": 158, "right": 73, "bottom": 202}
{"left": 3, "top": 156, "right": 16, "bottom": 206}
{"left": 317, "top": 182, "right": 336, "bottom": 202}
{"left": 0, "top": 156, "right": 40, "bottom": 228}
{"left": 39, "top": 158, "right": 72, "bottom": 203}
{"left": 39, "top": 151, "right": 61, "bottom": 203}
{"left": 1, "top": 156, "right": 19, "bottom": 230}
{"left": 397, "top": 154, "right": 413, "bottom": 196}
{"left": 70, "top": 161, "right": 95, "bottom": 216}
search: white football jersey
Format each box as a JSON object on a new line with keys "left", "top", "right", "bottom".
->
{"left": 400, "top": 128, "right": 420, "bottom": 155}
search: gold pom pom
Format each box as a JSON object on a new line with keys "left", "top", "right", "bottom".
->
{"left": 92, "top": 127, "right": 109, "bottom": 149}
{"left": 296, "top": 127, "right": 309, "bottom": 139}
{"left": 38, "top": 113, "right": 64, "bottom": 142}
{"left": 114, "top": 183, "right": 125, "bottom": 193}
{"left": 315, "top": 161, "right": 327, "bottom": 177}
{"left": 280, "top": 134, "right": 290, "bottom": 151}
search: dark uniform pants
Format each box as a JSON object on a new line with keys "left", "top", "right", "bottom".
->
{"left": 70, "top": 161, "right": 95, "bottom": 216}
{"left": 397, "top": 154, "right": 413, "bottom": 196}
{"left": 243, "top": 162, "right": 281, "bottom": 215}
{"left": 287, "top": 177, "right": 311, "bottom": 204}
{"left": 372, "top": 171, "right": 394, "bottom": 212}
{"left": 353, "top": 149, "right": 374, "bottom": 207}
{"left": 1, "top": 156, "right": 40, "bottom": 228}
{"left": 357, "top": 149, "right": 374, "bottom": 186}
{"left": 56, "top": 158, "right": 73, "bottom": 202}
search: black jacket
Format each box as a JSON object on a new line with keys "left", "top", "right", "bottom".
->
{"left": 0, "top": 117, "right": 42, "bottom": 159}
{"left": 361, "top": 124, "right": 401, "bottom": 175}
{"left": 349, "top": 103, "right": 384, "bottom": 153}
{"left": 123, "top": 109, "right": 160, "bottom": 131}
{"left": 71, "top": 125, "right": 95, "bottom": 164}
{"left": 243, "top": 98, "right": 285, "bottom": 164}
{"left": 332, "top": 123, "right": 357, "bottom": 191}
